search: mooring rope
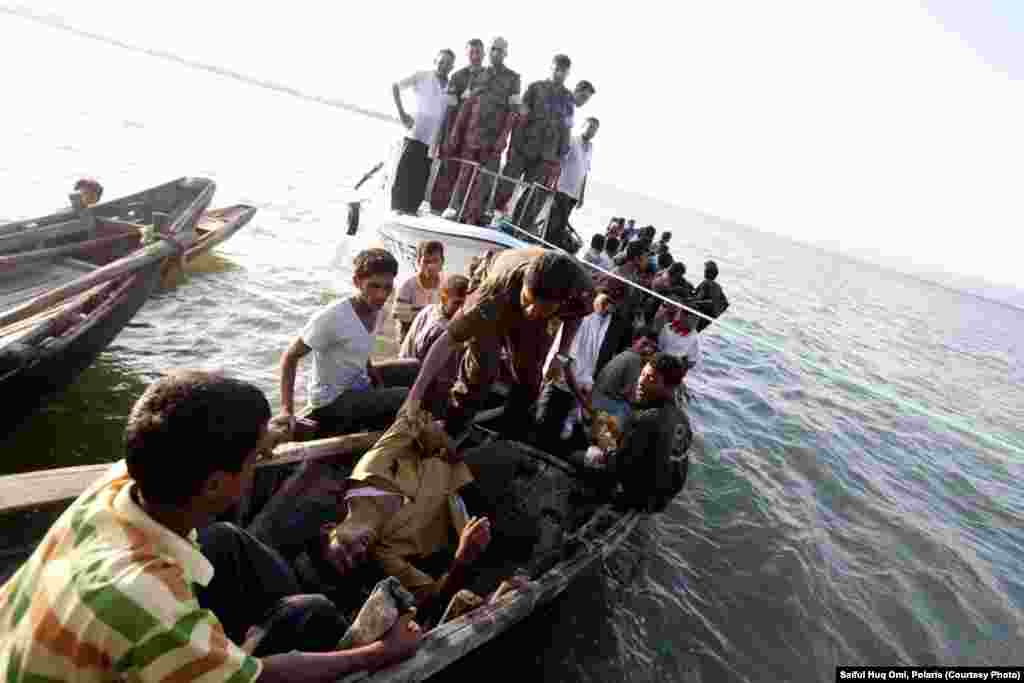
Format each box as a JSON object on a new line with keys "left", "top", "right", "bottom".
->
{"left": 494, "top": 219, "right": 1024, "bottom": 459}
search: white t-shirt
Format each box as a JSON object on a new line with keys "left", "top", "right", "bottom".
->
{"left": 300, "top": 296, "right": 381, "bottom": 408}
{"left": 658, "top": 325, "right": 702, "bottom": 375}
{"left": 543, "top": 310, "right": 613, "bottom": 391}
{"left": 557, "top": 134, "right": 594, "bottom": 200}
{"left": 396, "top": 70, "right": 448, "bottom": 147}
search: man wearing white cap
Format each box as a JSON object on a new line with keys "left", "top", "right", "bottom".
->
{"left": 442, "top": 37, "right": 521, "bottom": 226}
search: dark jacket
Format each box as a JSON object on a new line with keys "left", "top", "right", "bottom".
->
{"left": 615, "top": 397, "right": 692, "bottom": 513}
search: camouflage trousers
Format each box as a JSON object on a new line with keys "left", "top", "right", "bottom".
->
{"left": 446, "top": 147, "right": 501, "bottom": 226}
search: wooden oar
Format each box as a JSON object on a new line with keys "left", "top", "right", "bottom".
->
{"left": 0, "top": 231, "right": 139, "bottom": 271}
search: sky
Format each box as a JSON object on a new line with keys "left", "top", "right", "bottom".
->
{"left": 6, "top": 0, "right": 1023, "bottom": 287}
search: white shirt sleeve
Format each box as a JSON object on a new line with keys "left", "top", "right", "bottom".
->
{"left": 301, "top": 304, "right": 342, "bottom": 351}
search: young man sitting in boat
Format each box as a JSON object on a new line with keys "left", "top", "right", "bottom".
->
{"left": 296, "top": 401, "right": 526, "bottom": 625}
{"left": 398, "top": 273, "right": 470, "bottom": 420}
{"left": 392, "top": 240, "right": 445, "bottom": 346}
{"left": 406, "top": 247, "right": 594, "bottom": 440}
{"left": 279, "top": 248, "right": 408, "bottom": 438}
{"left": 0, "top": 370, "right": 422, "bottom": 683}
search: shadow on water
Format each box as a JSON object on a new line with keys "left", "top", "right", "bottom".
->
{"left": 0, "top": 353, "right": 147, "bottom": 476}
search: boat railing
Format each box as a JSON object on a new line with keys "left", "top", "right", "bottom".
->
{"left": 421, "top": 157, "right": 557, "bottom": 240}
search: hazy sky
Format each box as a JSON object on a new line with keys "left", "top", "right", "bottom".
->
{"left": 9, "top": 1, "right": 1023, "bottom": 287}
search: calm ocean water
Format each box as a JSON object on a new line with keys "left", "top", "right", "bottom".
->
{"left": 2, "top": 12, "right": 1024, "bottom": 682}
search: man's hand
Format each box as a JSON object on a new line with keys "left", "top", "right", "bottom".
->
{"left": 400, "top": 112, "right": 414, "bottom": 130}
{"left": 371, "top": 611, "right": 422, "bottom": 669}
{"left": 454, "top": 516, "right": 491, "bottom": 566}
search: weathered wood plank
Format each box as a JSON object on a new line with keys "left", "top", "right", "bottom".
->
{"left": 0, "top": 218, "right": 85, "bottom": 253}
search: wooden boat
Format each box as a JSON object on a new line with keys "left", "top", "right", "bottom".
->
{"left": 0, "top": 410, "right": 642, "bottom": 682}
{"left": 186, "top": 204, "right": 257, "bottom": 263}
{"left": 0, "top": 177, "right": 216, "bottom": 430}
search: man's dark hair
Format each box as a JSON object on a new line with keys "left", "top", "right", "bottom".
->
{"left": 626, "top": 241, "right": 647, "bottom": 261}
{"left": 442, "top": 273, "right": 469, "bottom": 296}
{"left": 439, "top": 48, "right": 455, "bottom": 61}
{"left": 353, "top": 248, "right": 399, "bottom": 279}
{"left": 553, "top": 54, "right": 571, "bottom": 70}
{"left": 74, "top": 177, "right": 103, "bottom": 200}
{"left": 576, "top": 80, "right": 596, "bottom": 94}
{"left": 125, "top": 371, "right": 271, "bottom": 506}
{"left": 467, "top": 38, "right": 484, "bottom": 49}
{"left": 661, "top": 231, "right": 672, "bottom": 242}
{"left": 605, "top": 236, "right": 620, "bottom": 255}
{"left": 525, "top": 252, "right": 591, "bottom": 302}
{"left": 657, "top": 252, "right": 674, "bottom": 270}
{"left": 649, "top": 352, "right": 685, "bottom": 387}
{"left": 643, "top": 226, "right": 657, "bottom": 239}
{"left": 417, "top": 240, "right": 444, "bottom": 261}
{"left": 634, "top": 326, "right": 658, "bottom": 343}
{"left": 668, "top": 262, "right": 686, "bottom": 283}
{"left": 585, "top": 116, "right": 600, "bottom": 127}
{"left": 590, "top": 234, "right": 605, "bottom": 251}
{"left": 705, "top": 260, "right": 719, "bottom": 280}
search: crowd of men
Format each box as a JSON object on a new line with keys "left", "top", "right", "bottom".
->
{"left": 0, "top": 174, "right": 731, "bottom": 681}
{"left": 391, "top": 37, "right": 597, "bottom": 252}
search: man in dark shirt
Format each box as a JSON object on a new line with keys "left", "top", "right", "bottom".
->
{"left": 613, "top": 352, "right": 692, "bottom": 512}
{"left": 430, "top": 39, "right": 485, "bottom": 213}
{"left": 442, "top": 37, "right": 521, "bottom": 226}
{"left": 405, "top": 248, "right": 592, "bottom": 438}
{"left": 494, "top": 54, "right": 577, "bottom": 228}
{"left": 694, "top": 260, "right": 729, "bottom": 332}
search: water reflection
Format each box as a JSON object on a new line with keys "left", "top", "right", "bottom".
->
{"left": 0, "top": 353, "right": 146, "bottom": 475}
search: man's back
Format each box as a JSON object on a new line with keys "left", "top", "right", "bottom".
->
{"left": 617, "top": 399, "right": 692, "bottom": 512}
{"left": 0, "top": 462, "right": 258, "bottom": 683}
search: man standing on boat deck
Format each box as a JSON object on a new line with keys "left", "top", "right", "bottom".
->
{"left": 693, "top": 260, "right": 730, "bottom": 332}
{"left": 492, "top": 55, "right": 577, "bottom": 228}
{"left": 406, "top": 247, "right": 593, "bottom": 439}
{"left": 279, "top": 249, "right": 408, "bottom": 437}
{"left": 391, "top": 48, "right": 456, "bottom": 214}
{"left": 0, "top": 371, "right": 422, "bottom": 682}
{"left": 441, "top": 37, "right": 521, "bottom": 226}
{"left": 430, "top": 38, "right": 486, "bottom": 213}
{"left": 398, "top": 273, "right": 470, "bottom": 419}
{"left": 547, "top": 116, "right": 599, "bottom": 251}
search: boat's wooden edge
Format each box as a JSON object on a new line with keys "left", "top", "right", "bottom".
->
{"left": 0, "top": 405, "right": 504, "bottom": 514}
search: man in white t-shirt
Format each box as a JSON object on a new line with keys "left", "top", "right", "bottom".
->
{"left": 279, "top": 249, "right": 408, "bottom": 437}
{"left": 391, "top": 49, "right": 456, "bottom": 214}
{"left": 546, "top": 117, "right": 598, "bottom": 251}
{"left": 658, "top": 309, "right": 702, "bottom": 376}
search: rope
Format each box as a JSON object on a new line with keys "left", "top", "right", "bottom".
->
{"left": 494, "top": 219, "right": 1024, "bottom": 459}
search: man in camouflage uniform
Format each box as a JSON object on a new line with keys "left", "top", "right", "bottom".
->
{"left": 493, "top": 56, "right": 584, "bottom": 230}
{"left": 441, "top": 37, "right": 521, "bottom": 226}
{"left": 429, "top": 38, "right": 485, "bottom": 214}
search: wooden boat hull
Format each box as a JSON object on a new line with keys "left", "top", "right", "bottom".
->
{"left": 0, "top": 259, "right": 162, "bottom": 430}
{"left": 0, "top": 424, "right": 643, "bottom": 682}
{"left": 0, "top": 177, "right": 216, "bottom": 431}
{"left": 185, "top": 204, "right": 257, "bottom": 263}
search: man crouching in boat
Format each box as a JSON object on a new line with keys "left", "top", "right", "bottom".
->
{"left": 302, "top": 401, "right": 526, "bottom": 625}
{"left": 0, "top": 371, "right": 422, "bottom": 682}
{"left": 406, "top": 247, "right": 593, "bottom": 440}
{"left": 279, "top": 248, "right": 408, "bottom": 438}
{"left": 575, "top": 353, "right": 693, "bottom": 512}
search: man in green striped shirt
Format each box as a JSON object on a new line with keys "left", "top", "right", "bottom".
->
{"left": 0, "top": 370, "right": 421, "bottom": 683}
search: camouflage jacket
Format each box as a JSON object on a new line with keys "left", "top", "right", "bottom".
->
{"left": 512, "top": 79, "right": 575, "bottom": 161}
{"left": 446, "top": 65, "right": 484, "bottom": 103}
{"left": 465, "top": 64, "right": 521, "bottom": 149}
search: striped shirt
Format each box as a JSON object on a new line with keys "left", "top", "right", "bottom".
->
{"left": 0, "top": 461, "right": 261, "bottom": 683}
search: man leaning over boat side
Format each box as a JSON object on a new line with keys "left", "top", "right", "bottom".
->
{"left": 0, "top": 370, "right": 422, "bottom": 683}
{"left": 405, "top": 247, "right": 593, "bottom": 441}
{"left": 392, "top": 240, "right": 446, "bottom": 346}
{"left": 693, "top": 259, "right": 729, "bottom": 332}
{"left": 398, "top": 273, "right": 470, "bottom": 420}
{"left": 279, "top": 248, "right": 407, "bottom": 438}
{"left": 441, "top": 37, "right": 521, "bottom": 226}
{"left": 391, "top": 48, "right": 456, "bottom": 215}
{"left": 429, "top": 38, "right": 486, "bottom": 213}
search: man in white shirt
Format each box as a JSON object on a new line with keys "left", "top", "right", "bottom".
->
{"left": 279, "top": 249, "right": 408, "bottom": 437}
{"left": 546, "top": 117, "right": 598, "bottom": 251}
{"left": 391, "top": 49, "right": 456, "bottom": 214}
{"left": 658, "top": 309, "right": 702, "bottom": 375}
